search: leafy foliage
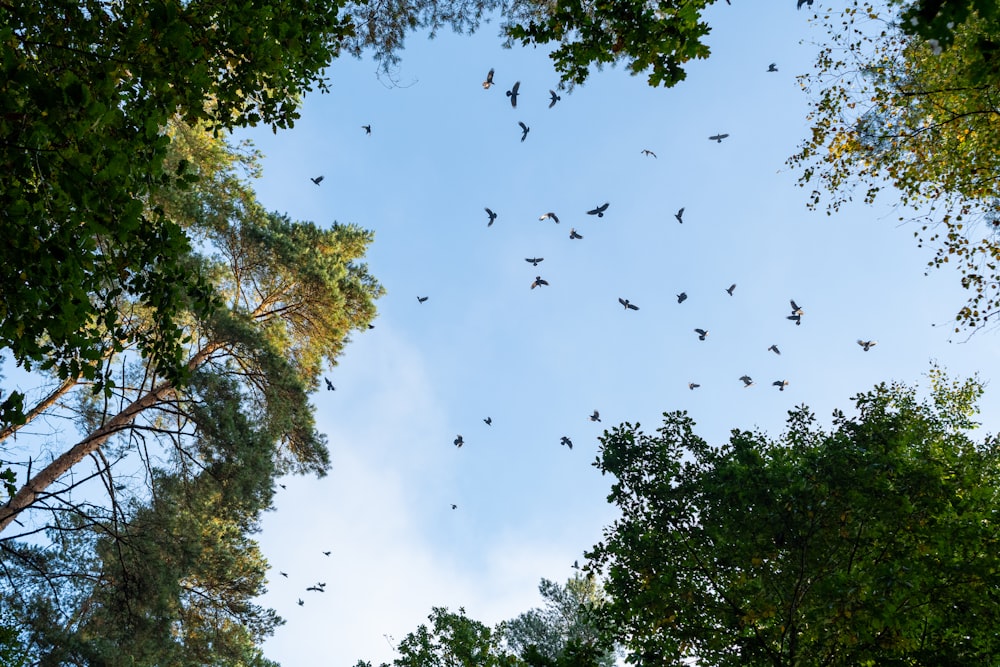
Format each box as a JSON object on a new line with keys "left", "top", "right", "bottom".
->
{"left": 789, "top": 2, "right": 1000, "bottom": 331}
{"left": 589, "top": 375, "right": 1000, "bottom": 666}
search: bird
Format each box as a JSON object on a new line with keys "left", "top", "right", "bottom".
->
{"left": 322, "top": 551, "right": 331, "bottom": 556}
{"left": 310, "top": 175, "right": 324, "bottom": 185}
{"left": 726, "top": 283, "right": 737, "bottom": 296}
{"left": 518, "top": 121, "right": 530, "bottom": 142}
{"left": 298, "top": 599, "right": 304, "bottom": 606}
{"left": 674, "top": 207, "right": 685, "bottom": 224}
{"left": 740, "top": 375, "right": 754, "bottom": 387}
{"left": 694, "top": 328, "right": 709, "bottom": 341}
{"left": 857, "top": 339, "right": 878, "bottom": 351}
{"left": 454, "top": 435, "right": 464, "bottom": 448}
{"left": 280, "top": 571, "right": 288, "bottom": 577}
{"left": 569, "top": 228, "right": 583, "bottom": 240}
{"left": 482, "top": 68, "right": 495, "bottom": 89}
{"left": 531, "top": 276, "right": 549, "bottom": 289}
{"left": 560, "top": 436, "right": 573, "bottom": 449}
{"left": 539, "top": 212, "right": 559, "bottom": 223}
{"left": 772, "top": 380, "right": 789, "bottom": 391}
{"left": 484, "top": 417, "right": 492, "bottom": 426}
{"left": 362, "top": 124, "right": 371, "bottom": 134}
{"left": 797, "top": 0, "right": 813, "bottom": 8}
{"left": 587, "top": 202, "right": 609, "bottom": 217}
{"left": 641, "top": 149, "right": 657, "bottom": 158}
{"left": 768, "top": 344, "right": 781, "bottom": 355}
{"left": 451, "top": 503, "right": 458, "bottom": 510}
{"left": 618, "top": 297, "right": 639, "bottom": 311}
{"left": 306, "top": 585, "right": 324, "bottom": 592}
{"left": 767, "top": 63, "right": 778, "bottom": 72}
{"left": 549, "top": 89, "right": 561, "bottom": 108}
{"left": 688, "top": 382, "right": 700, "bottom": 390}
{"left": 525, "top": 257, "right": 544, "bottom": 266}
{"left": 485, "top": 207, "right": 497, "bottom": 226}
{"left": 708, "top": 133, "right": 730, "bottom": 143}
{"left": 790, "top": 299, "right": 804, "bottom": 316}
{"left": 677, "top": 292, "right": 688, "bottom": 304}
{"left": 506, "top": 81, "right": 520, "bottom": 107}
{"left": 787, "top": 314, "right": 802, "bottom": 326}
{"left": 590, "top": 410, "right": 601, "bottom": 422}
{"left": 325, "top": 377, "right": 335, "bottom": 391}
{"left": 279, "top": 483, "right": 286, "bottom": 489}
{"left": 317, "top": 582, "right": 326, "bottom": 588}
{"left": 417, "top": 296, "right": 429, "bottom": 303}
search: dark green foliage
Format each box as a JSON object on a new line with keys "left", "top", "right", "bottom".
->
{"left": 589, "top": 374, "right": 1000, "bottom": 666}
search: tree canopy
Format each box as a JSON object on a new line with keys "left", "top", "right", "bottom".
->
{"left": 587, "top": 371, "right": 1000, "bottom": 666}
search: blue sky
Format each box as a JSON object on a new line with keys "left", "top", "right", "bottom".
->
{"left": 232, "top": 3, "right": 1000, "bottom": 665}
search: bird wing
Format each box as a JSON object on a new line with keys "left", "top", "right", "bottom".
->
{"left": 512, "top": 81, "right": 520, "bottom": 94}
{"left": 485, "top": 207, "right": 495, "bottom": 217}
{"left": 618, "top": 297, "right": 627, "bottom": 307}
{"left": 519, "top": 121, "right": 528, "bottom": 131}
{"left": 695, "top": 328, "right": 706, "bottom": 335}
{"left": 629, "top": 303, "right": 639, "bottom": 310}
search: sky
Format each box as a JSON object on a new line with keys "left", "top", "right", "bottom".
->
{"left": 226, "top": 3, "right": 1000, "bottom": 665}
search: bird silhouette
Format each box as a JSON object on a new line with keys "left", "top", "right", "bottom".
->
{"left": 797, "top": 0, "right": 813, "bottom": 8}
{"left": 362, "top": 124, "right": 371, "bottom": 135}
{"left": 740, "top": 375, "right": 754, "bottom": 387}
{"left": 279, "top": 483, "right": 286, "bottom": 489}
{"left": 787, "top": 314, "right": 802, "bottom": 326}
{"left": 790, "top": 299, "right": 804, "bottom": 316}
{"left": 590, "top": 410, "right": 601, "bottom": 422}
{"left": 641, "top": 149, "right": 657, "bottom": 158}
{"left": 485, "top": 207, "right": 497, "bottom": 226}
{"left": 451, "top": 503, "right": 458, "bottom": 509}
{"left": 768, "top": 344, "right": 781, "bottom": 355}
{"left": 618, "top": 297, "right": 639, "bottom": 311}
{"left": 857, "top": 339, "right": 878, "bottom": 351}
{"left": 325, "top": 377, "right": 335, "bottom": 391}
{"left": 506, "top": 81, "right": 520, "bottom": 107}
{"left": 677, "top": 292, "right": 688, "bottom": 304}
{"left": 674, "top": 207, "right": 685, "bottom": 223}
{"left": 531, "top": 276, "right": 549, "bottom": 289}
{"left": 694, "top": 328, "right": 709, "bottom": 341}
{"left": 322, "top": 551, "right": 331, "bottom": 556}
{"left": 587, "top": 202, "right": 610, "bottom": 217}
{"left": 525, "top": 257, "right": 544, "bottom": 266}
{"left": 569, "top": 228, "right": 583, "bottom": 239}
{"left": 549, "top": 89, "right": 561, "bottom": 108}
{"left": 483, "top": 68, "right": 495, "bottom": 89}
{"left": 519, "top": 121, "right": 530, "bottom": 142}
{"left": 709, "top": 133, "right": 730, "bottom": 143}
{"left": 539, "top": 212, "right": 559, "bottom": 223}
{"left": 454, "top": 435, "right": 464, "bottom": 448}
{"left": 772, "top": 380, "right": 789, "bottom": 391}
{"left": 561, "top": 436, "right": 573, "bottom": 449}
{"left": 573, "top": 559, "right": 580, "bottom": 569}
{"left": 688, "top": 382, "right": 700, "bottom": 390}
{"left": 280, "top": 571, "right": 288, "bottom": 577}
{"left": 306, "top": 585, "right": 324, "bottom": 592}
{"left": 767, "top": 63, "right": 778, "bottom": 72}
{"left": 417, "top": 296, "right": 428, "bottom": 303}
{"left": 484, "top": 417, "right": 492, "bottom": 426}
{"left": 298, "top": 599, "right": 304, "bottom": 606}
{"left": 726, "top": 283, "right": 737, "bottom": 296}
{"left": 310, "top": 175, "right": 324, "bottom": 185}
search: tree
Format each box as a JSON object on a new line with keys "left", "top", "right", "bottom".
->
{"left": 588, "top": 371, "right": 1000, "bottom": 666}
{"left": 789, "top": 1, "right": 1000, "bottom": 331}
{"left": 504, "top": 576, "right": 616, "bottom": 667}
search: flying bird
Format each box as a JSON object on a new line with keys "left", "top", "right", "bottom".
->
{"left": 688, "top": 382, "right": 700, "bottom": 390}
{"left": 484, "top": 417, "right": 492, "bottom": 426}
{"left": 797, "top": 0, "right": 813, "bottom": 8}
{"left": 454, "top": 435, "right": 464, "bottom": 448}
{"left": 279, "top": 483, "right": 286, "bottom": 489}
{"left": 641, "top": 149, "right": 657, "bottom": 158}
{"left": 549, "top": 89, "right": 561, "bottom": 108}
{"left": 518, "top": 121, "right": 530, "bottom": 142}
{"left": 560, "top": 436, "right": 573, "bottom": 449}
{"left": 539, "top": 212, "right": 559, "bottom": 223}
{"left": 857, "top": 339, "right": 878, "bottom": 351}
{"left": 451, "top": 503, "right": 458, "bottom": 509}
{"left": 569, "top": 228, "right": 583, "bottom": 239}
{"left": 306, "top": 585, "right": 324, "bottom": 592}
{"left": 362, "top": 124, "right": 371, "bottom": 135}
{"left": 726, "top": 283, "right": 737, "bottom": 296}
{"left": 772, "top": 380, "right": 789, "bottom": 391}
{"left": 587, "top": 202, "right": 609, "bottom": 217}
{"left": 768, "top": 344, "right": 781, "bottom": 355}
{"left": 298, "top": 599, "right": 304, "bottom": 606}
{"left": 525, "top": 257, "right": 544, "bottom": 266}
{"left": 739, "top": 375, "right": 754, "bottom": 388}
{"left": 280, "top": 571, "right": 288, "bottom": 577}
{"left": 767, "top": 63, "right": 778, "bottom": 72}
{"left": 310, "top": 175, "right": 324, "bottom": 185}
{"left": 674, "top": 207, "right": 685, "bottom": 224}
{"left": 485, "top": 207, "right": 497, "bottom": 226}
{"left": 506, "top": 81, "right": 520, "bottom": 107}
{"left": 694, "top": 328, "right": 709, "bottom": 341}
{"left": 590, "top": 410, "right": 601, "bottom": 422}
{"left": 787, "top": 314, "right": 802, "bottom": 326}
{"left": 708, "top": 133, "right": 730, "bottom": 143}
{"left": 322, "top": 551, "right": 331, "bottom": 556}
{"left": 417, "top": 296, "right": 428, "bottom": 303}
{"left": 790, "top": 299, "right": 804, "bottom": 316}
{"left": 677, "top": 292, "right": 688, "bottom": 304}
{"left": 324, "top": 377, "right": 335, "bottom": 391}
{"left": 531, "top": 276, "right": 549, "bottom": 289}
{"left": 618, "top": 297, "right": 639, "bottom": 311}
{"left": 482, "top": 68, "right": 495, "bottom": 89}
